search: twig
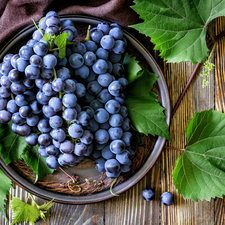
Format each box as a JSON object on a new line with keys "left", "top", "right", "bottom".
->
{"left": 59, "top": 167, "right": 75, "bottom": 183}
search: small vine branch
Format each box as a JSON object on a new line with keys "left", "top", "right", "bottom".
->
{"left": 59, "top": 167, "right": 75, "bottom": 183}
{"left": 171, "top": 30, "right": 225, "bottom": 118}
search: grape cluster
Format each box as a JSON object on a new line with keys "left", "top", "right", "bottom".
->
{"left": 0, "top": 11, "right": 135, "bottom": 179}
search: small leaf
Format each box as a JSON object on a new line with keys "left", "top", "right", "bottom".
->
{"left": 10, "top": 198, "right": 41, "bottom": 225}
{"left": 43, "top": 32, "right": 52, "bottom": 42}
{"left": 38, "top": 198, "right": 55, "bottom": 211}
{"left": 54, "top": 33, "right": 71, "bottom": 58}
{"left": 130, "top": 0, "right": 225, "bottom": 64}
{"left": 123, "top": 53, "right": 144, "bottom": 83}
{"left": 125, "top": 69, "right": 171, "bottom": 141}
{"left": 173, "top": 109, "right": 225, "bottom": 201}
{"left": 0, "top": 169, "right": 13, "bottom": 220}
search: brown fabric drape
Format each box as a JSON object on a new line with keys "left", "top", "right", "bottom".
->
{"left": 0, "top": 0, "right": 141, "bottom": 49}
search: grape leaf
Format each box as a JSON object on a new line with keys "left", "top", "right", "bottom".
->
{"left": 0, "top": 123, "right": 54, "bottom": 182}
{"left": 123, "top": 53, "right": 144, "bottom": 83}
{"left": 173, "top": 109, "right": 225, "bottom": 201}
{"left": 130, "top": 0, "right": 225, "bottom": 64}
{"left": 54, "top": 33, "right": 71, "bottom": 58}
{"left": 125, "top": 69, "right": 171, "bottom": 141}
{"left": 0, "top": 168, "right": 13, "bottom": 220}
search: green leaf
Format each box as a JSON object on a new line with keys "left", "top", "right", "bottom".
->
{"left": 0, "top": 169, "right": 13, "bottom": 220}
{"left": 43, "top": 32, "right": 52, "bottom": 42}
{"left": 38, "top": 198, "right": 55, "bottom": 211}
{"left": 54, "top": 33, "right": 71, "bottom": 58}
{"left": 130, "top": 0, "right": 225, "bottom": 64}
{"left": 0, "top": 123, "right": 54, "bottom": 182}
{"left": 10, "top": 198, "right": 41, "bottom": 225}
{"left": 123, "top": 53, "right": 144, "bottom": 83}
{"left": 173, "top": 109, "right": 225, "bottom": 201}
{"left": 125, "top": 69, "right": 171, "bottom": 141}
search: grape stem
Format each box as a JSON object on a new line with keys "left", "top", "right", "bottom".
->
{"left": 59, "top": 167, "right": 75, "bottom": 183}
{"left": 110, "top": 178, "right": 119, "bottom": 196}
{"left": 82, "top": 25, "right": 91, "bottom": 43}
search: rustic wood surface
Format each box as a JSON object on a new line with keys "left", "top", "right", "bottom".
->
{"left": 1, "top": 16, "right": 225, "bottom": 225}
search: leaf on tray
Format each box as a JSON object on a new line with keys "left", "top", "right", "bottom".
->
{"left": 0, "top": 169, "right": 13, "bottom": 220}
{"left": 130, "top": 0, "right": 225, "bottom": 64}
{"left": 0, "top": 122, "right": 54, "bottom": 182}
{"left": 173, "top": 109, "right": 225, "bottom": 201}
{"left": 125, "top": 67, "right": 171, "bottom": 141}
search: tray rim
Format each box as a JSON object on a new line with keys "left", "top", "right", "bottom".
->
{"left": 0, "top": 14, "right": 171, "bottom": 204}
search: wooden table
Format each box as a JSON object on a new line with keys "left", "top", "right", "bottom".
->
{"left": 1, "top": 16, "right": 225, "bottom": 225}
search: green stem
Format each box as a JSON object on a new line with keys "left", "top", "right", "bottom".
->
{"left": 82, "top": 25, "right": 91, "bottom": 43}
{"left": 32, "top": 18, "right": 44, "bottom": 36}
{"left": 110, "top": 178, "right": 119, "bottom": 197}
{"left": 28, "top": 193, "right": 39, "bottom": 207}
{"left": 11, "top": 93, "right": 14, "bottom": 100}
{"left": 67, "top": 183, "right": 81, "bottom": 193}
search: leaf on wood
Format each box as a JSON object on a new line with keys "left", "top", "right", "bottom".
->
{"left": 125, "top": 69, "right": 171, "bottom": 141}
{"left": 0, "top": 169, "right": 13, "bottom": 220}
{"left": 130, "top": 0, "right": 225, "bottom": 64}
{"left": 173, "top": 109, "right": 225, "bottom": 201}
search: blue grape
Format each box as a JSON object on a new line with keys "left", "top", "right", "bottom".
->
{"left": 27, "top": 39, "right": 38, "bottom": 48}
{"left": 114, "top": 93, "right": 126, "bottom": 104}
{"left": 109, "top": 114, "right": 123, "bottom": 127}
{"left": 122, "top": 132, "right": 133, "bottom": 146}
{"left": 61, "top": 19, "right": 74, "bottom": 29}
{"left": 62, "top": 153, "right": 76, "bottom": 165}
{"left": 19, "top": 45, "right": 33, "bottom": 60}
{"left": 95, "top": 129, "right": 109, "bottom": 144}
{"left": 1, "top": 75, "right": 12, "bottom": 87}
{"left": 101, "top": 145, "right": 115, "bottom": 159}
{"left": 95, "top": 48, "right": 109, "bottom": 60}
{"left": 108, "top": 127, "right": 123, "bottom": 140}
{"left": 81, "top": 91, "right": 95, "bottom": 104}
{"left": 19, "top": 106, "right": 32, "bottom": 118}
{"left": 46, "top": 155, "right": 60, "bottom": 169}
{"left": 38, "top": 146, "right": 49, "bottom": 157}
{"left": 84, "top": 68, "right": 96, "bottom": 82}
{"left": 41, "top": 68, "right": 54, "bottom": 79}
{"left": 97, "top": 73, "right": 113, "bottom": 87}
{"left": 110, "top": 140, "right": 126, "bottom": 154}
{"left": 87, "top": 81, "right": 102, "bottom": 95}
{"left": 95, "top": 143, "right": 106, "bottom": 150}
{"left": 43, "top": 54, "right": 57, "bottom": 69}
{"left": 100, "top": 35, "right": 115, "bottom": 50}
{"left": 95, "top": 158, "right": 106, "bottom": 172}
{"left": 90, "top": 28, "right": 103, "bottom": 43}
{"left": 116, "top": 151, "right": 130, "bottom": 165}
{"left": 15, "top": 94, "right": 29, "bottom": 106}
{"left": 11, "top": 54, "right": 20, "bottom": 69}
{"left": 105, "top": 158, "right": 120, "bottom": 173}
{"left": 77, "top": 111, "right": 90, "bottom": 126}
{"left": 68, "top": 123, "right": 83, "bottom": 138}
{"left": 75, "top": 65, "right": 89, "bottom": 79}
{"left": 64, "top": 79, "right": 76, "bottom": 93}
{"left": 3, "top": 54, "right": 13, "bottom": 62}
{"left": 118, "top": 78, "right": 129, "bottom": 89}
{"left": 16, "top": 58, "right": 29, "bottom": 72}
{"left": 1, "top": 61, "right": 12, "bottom": 76}
{"left": 50, "top": 128, "right": 66, "bottom": 142}
{"left": 60, "top": 140, "right": 74, "bottom": 154}
{"left": 119, "top": 106, "right": 128, "bottom": 118}
{"left": 75, "top": 83, "right": 86, "bottom": 97}
{"left": 106, "top": 171, "right": 120, "bottom": 179}
{"left": 32, "top": 30, "right": 43, "bottom": 41}
{"left": 35, "top": 78, "right": 48, "bottom": 89}
{"left": 38, "top": 118, "right": 51, "bottom": 133}
{"left": 121, "top": 118, "right": 131, "bottom": 131}
{"left": 46, "top": 145, "right": 59, "bottom": 156}
{"left": 94, "top": 108, "right": 109, "bottom": 123}
{"left": 0, "top": 87, "right": 11, "bottom": 98}
{"left": 16, "top": 124, "right": 31, "bottom": 136}
{"left": 63, "top": 108, "right": 77, "bottom": 122}
{"left": 109, "top": 27, "right": 123, "bottom": 40}
{"left": 30, "top": 100, "right": 42, "bottom": 114}
{"left": 83, "top": 51, "right": 97, "bottom": 66}
{"left": 0, "top": 98, "right": 7, "bottom": 110}
{"left": 120, "top": 160, "right": 132, "bottom": 173}
{"left": 23, "top": 77, "right": 35, "bottom": 89}
{"left": 84, "top": 144, "right": 94, "bottom": 156}
{"left": 97, "top": 22, "right": 110, "bottom": 34}
{"left": 25, "top": 133, "right": 38, "bottom": 146}
{"left": 69, "top": 53, "right": 84, "bottom": 69}
{"left": 112, "top": 40, "right": 126, "bottom": 54}
{"left": 92, "top": 59, "right": 108, "bottom": 74}
{"left": 0, "top": 110, "right": 11, "bottom": 123}
{"left": 12, "top": 112, "right": 25, "bottom": 125}
{"left": 99, "top": 122, "right": 110, "bottom": 130}
{"left": 112, "top": 63, "right": 124, "bottom": 78}
{"left": 25, "top": 65, "right": 40, "bottom": 79}
{"left": 62, "top": 26, "right": 77, "bottom": 41}
{"left": 36, "top": 91, "right": 51, "bottom": 104}
{"left": 33, "top": 42, "right": 48, "bottom": 56}
{"left": 52, "top": 78, "right": 65, "bottom": 92}
{"left": 49, "top": 115, "right": 63, "bottom": 128}
{"left": 74, "top": 143, "right": 87, "bottom": 156}
{"left": 26, "top": 114, "right": 39, "bottom": 126}
{"left": 82, "top": 106, "right": 94, "bottom": 118}
{"left": 53, "top": 139, "right": 61, "bottom": 149}
{"left": 80, "top": 130, "right": 93, "bottom": 145}
{"left": 62, "top": 93, "right": 77, "bottom": 108}
{"left": 87, "top": 118, "right": 99, "bottom": 132}
{"left": 75, "top": 104, "right": 81, "bottom": 113}
{"left": 90, "top": 99, "right": 104, "bottom": 111}
{"left": 7, "top": 100, "right": 19, "bottom": 113}
{"left": 42, "top": 83, "right": 55, "bottom": 96}
{"left": 105, "top": 99, "right": 120, "bottom": 114}
{"left": 49, "top": 97, "right": 62, "bottom": 112}
{"left": 71, "top": 42, "right": 86, "bottom": 55}
{"left": 57, "top": 67, "right": 71, "bottom": 80}
{"left": 108, "top": 51, "right": 121, "bottom": 63}
{"left": 84, "top": 40, "right": 98, "bottom": 52}
{"left": 108, "top": 81, "right": 123, "bottom": 96}
{"left": 107, "top": 61, "right": 113, "bottom": 73}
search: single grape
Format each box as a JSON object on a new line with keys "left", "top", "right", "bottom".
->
{"left": 62, "top": 93, "right": 77, "bottom": 108}
{"left": 16, "top": 124, "right": 31, "bottom": 136}
{"left": 105, "top": 158, "right": 120, "bottom": 173}
{"left": 120, "top": 160, "right": 132, "bottom": 173}
{"left": 87, "top": 80, "right": 102, "bottom": 95}
{"left": 97, "top": 73, "right": 114, "bottom": 87}
{"left": 109, "top": 27, "right": 123, "bottom": 40}
{"left": 50, "top": 128, "right": 66, "bottom": 142}
{"left": 87, "top": 118, "right": 99, "bottom": 132}
{"left": 80, "top": 130, "right": 93, "bottom": 145}
{"left": 75, "top": 83, "right": 86, "bottom": 97}
{"left": 97, "top": 22, "right": 110, "bottom": 34}
{"left": 95, "top": 47, "right": 109, "bottom": 60}
{"left": 1, "top": 75, "right": 12, "bottom": 87}
{"left": 49, "top": 115, "right": 63, "bottom": 129}
{"left": 64, "top": 79, "right": 76, "bottom": 93}
{"left": 90, "top": 28, "right": 103, "bottom": 43}
{"left": 12, "top": 112, "right": 25, "bottom": 125}
{"left": 33, "top": 42, "right": 48, "bottom": 56}
{"left": 19, "top": 106, "right": 32, "bottom": 118}
{"left": 92, "top": 59, "right": 108, "bottom": 74}
{"left": 95, "top": 158, "right": 106, "bottom": 172}
{"left": 0, "top": 110, "right": 11, "bottom": 123}
{"left": 19, "top": 45, "right": 34, "bottom": 60}
{"left": 57, "top": 67, "right": 71, "bottom": 81}
{"left": 110, "top": 140, "right": 126, "bottom": 154}
{"left": 69, "top": 53, "right": 84, "bottom": 69}
{"left": 121, "top": 117, "right": 131, "bottom": 131}
{"left": 116, "top": 150, "right": 130, "bottom": 165}
{"left": 74, "top": 142, "right": 87, "bottom": 156}
{"left": 26, "top": 114, "right": 39, "bottom": 127}
{"left": 90, "top": 99, "right": 104, "bottom": 111}
{"left": 41, "top": 68, "right": 54, "bottom": 79}
{"left": 62, "top": 108, "right": 77, "bottom": 122}
{"left": 46, "top": 145, "right": 60, "bottom": 156}
{"left": 60, "top": 140, "right": 74, "bottom": 154}
{"left": 25, "top": 133, "right": 38, "bottom": 146}
{"left": 77, "top": 111, "right": 90, "bottom": 126}
{"left": 68, "top": 123, "right": 83, "bottom": 138}
{"left": 38, "top": 146, "right": 49, "bottom": 157}
{"left": 0, "top": 98, "right": 7, "bottom": 110}
{"left": 95, "top": 129, "right": 109, "bottom": 144}
{"left": 46, "top": 155, "right": 60, "bottom": 169}
{"left": 49, "top": 97, "right": 63, "bottom": 112}
{"left": 108, "top": 81, "right": 123, "bottom": 96}
{"left": 52, "top": 78, "right": 65, "bottom": 92}
{"left": 16, "top": 58, "right": 29, "bottom": 72}
{"left": 75, "top": 65, "right": 89, "bottom": 79}
{"left": 71, "top": 42, "right": 86, "bottom": 55}
{"left": 109, "top": 114, "right": 123, "bottom": 127}
{"left": 101, "top": 145, "right": 115, "bottom": 159}
{"left": 38, "top": 118, "right": 51, "bottom": 133}
{"left": 105, "top": 99, "right": 120, "bottom": 114}
{"left": 84, "top": 40, "right": 98, "bottom": 52}
{"left": 108, "top": 127, "right": 123, "bottom": 140}
{"left": 43, "top": 54, "right": 57, "bottom": 69}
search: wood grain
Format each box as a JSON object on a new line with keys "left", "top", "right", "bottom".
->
{"left": 1, "top": 15, "right": 225, "bottom": 225}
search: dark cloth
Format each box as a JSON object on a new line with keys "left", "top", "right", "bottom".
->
{"left": 0, "top": 0, "right": 140, "bottom": 48}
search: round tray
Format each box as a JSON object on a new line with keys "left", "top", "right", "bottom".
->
{"left": 0, "top": 15, "right": 170, "bottom": 204}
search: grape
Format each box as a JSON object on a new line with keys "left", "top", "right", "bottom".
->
{"left": 49, "top": 97, "right": 62, "bottom": 112}
{"left": 68, "top": 123, "right": 83, "bottom": 138}
{"left": 116, "top": 151, "right": 130, "bottom": 165}
{"left": 122, "top": 132, "right": 133, "bottom": 146}
{"left": 62, "top": 108, "right": 77, "bottom": 122}
{"left": 52, "top": 78, "right": 65, "bottom": 92}
{"left": 84, "top": 41, "right": 98, "bottom": 52}
{"left": 92, "top": 59, "right": 108, "bottom": 74}
{"left": 15, "top": 94, "right": 29, "bottom": 106}
{"left": 84, "top": 144, "right": 94, "bottom": 156}
{"left": 114, "top": 93, "right": 126, "bottom": 104}
{"left": 50, "top": 128, "right": 66, "bottom": 142}
{"left": 0, "top": 98, "right": 7, "bottom": 110}
{"left": 90, "top": 99, "right": 104, "bottom": 111}
{"left": 69, "top": 53, "right": 84, "bottom": 69}
{"left": 19, "top": 106, "right": 32, "bottom": 118}
{"left": 33, "top": 42, "right": 48, "bottom": 56}
{"left": 99, "top": 122, "right": 110, "bottom": 130}
{"left": 108, "top": 52, "right": 121, "bottom": 63}
{"left": 10, "top": 83, "right": 25, "bottom": 95}
{"left": 80, "top": 130, "right": 93, "bottom": 145}
{"left": 43, "top": 54, "right": 57, "bottom": 69}
{"left": 77, "top": 111, "right": 90, "bottom": 126}
{"left": 11, "top": 54, "right": 20, "bottom": 69}
{"left": 94, "top": 108, "right": 109, "bottom": 123}
{"left": 46, "top": 155, "right": 60, "bottom": 169}
{"left": 49, "top": 115, "right": 63, "bottom": 128}
{"left": 75, "top": 65, "right": 89, "bottom": 79}
{"left": 25, "top": 133, "right": 38, "bottom": 146}
{"left": 95, "top": 158, "right": 106, "bottom": 172}
{"left": 109, "top": 27, "right": 123, "bottom": 40}
{"left": 97, "top": 73, "right": 113, "bottom": 87}
{"left": 38, "top": 146, "right": 49, "bottom": 157}
{"left": 107, "top": 61, "right": 113, "bottom": 73}
{"left": 110, "top": 140, "right": 126, "bottom": 154}
{"left": 0, "top": 87, "right": 10, "bottom": 98}
{"left": 95, "top": 143, "right": 106, "bottom": 150}
{"left": 109, "top": 114, "right": 123, "bottom": 127}
{"left": 75, "top": 104, "right": 81, "bottom": 113}
{"left": 62, "top": 153, "right": 76, "bottom": 165}
{"left": 58, "top": 154, "right": 68, "bottom": 166}
{"left": 81, "top": 91, "right": 95, "bottom": 104}
{"left": 16, "top": 124, "right": 31, "bottom": 136}
{"left": 46, "top": 15, "right": 60, "bottom": 27}
{"left": 42, "top": 105, "right": 55, "bottom": 118}
{"left": 41, "top": 68, "right": 54, "bottom": 79}
{"left": 0, "top": 110, "right": 11, "bottom": 123}
{"left": 27, "top": 39, "right": 38, "bottom": 48}
{"left": 12, "top": 112, "right": 25, "bottom": 125}
{"left": 62, "top": 26, "right": 77, "bottom": 41}
{"left": 119, "top": 106, "right": 128, "bottom": 118}
{"left": 93, "top": 149, "right": 102, "bottom": 158}
{"left": 87, "top": 81, "right": 102, "bottom": 95}
{"left": 16, "top": 58, "right": 29, "bottom": 72}
{"left": 46, "top": 145, "right": 59, "bottom": 156}
{"left": 112, "top": 63, "right": 124, "bottom": 78}
{"left": 112, "top": 40, "right": 126, "bottom": 54}
{"left": 108, "top": 127, "right": 123, "bottom": 140}
{"left": 95, "top": 129, "right": 109, "bottom": 144}
{"left": 19, "top": 45, "right": 34, "bottom": 60}
{"left": 95, "top": 48, "right": 109, "bottom": 60}
{"left": 74, "top": 143, "right": 87, "bottom": 156}
{"left": 100, "top": 35, "right": 115, "bottom": 50}
{"left": 1, "top": 75, "right": 12, "bottom": 87}
{"left": 120, "top": 160, "right": 132, "bottom": 173}
{"left": 57, "top": 67, "right": 71, "bottom": 80}
{"left": 82, "top": 106, "right": 94, "bottom": 118}
{"left": 61, "top": 19, "right": 74, "bottom": 29}
{"left": 62, "top": 93, "right": 77, "bottom": 108}
{"left": 75, "top": 83, "right": 86, "bottom": 97}
{"left": 101, "top": 145, "right": 115, "bottom": 159}
{"left": 108, "top": 81, "right": 123, "bottom": 96}
{"left": 60, "top": 140, "right": 74, "bottom": 153}
{"left": 105, "top": 99, "right": 120, "bottom": 114}
{"left": 32, "top": 30, "right": 43, "bottom": 41}
{"left": 87, "top": 118, "right": 99, "bottom": 132}
{"left": 118, "top": 78, "right": 129, "bottom": 89}
{"left": 90, "top": 28, "right": 103, "bottom": 43}
{"left": 42, "top": 83, "right": 55, "bottom": 96}
{"left": 3, "top": 54, "right": 13, "bottom": 62}
{"left": 84, "top": 69, "right": 96, "bottom": 82}
{"left": 26, "top": 114, "right": 39, "bottom": 126}
{"left": 35, "top": 78, "right": 48, "bottom": 89}
{"left": 121, "top": 118, "right": 131, "bottom": 131}
{"left": 71, "top": 42, "right": 86, "bottom": 55}
{"left": 97, "top": 22, "right": 110, "bottom": 34}
{"left": 38, "top": 118, "right": 51, "bottom": 133}
{"left": 105, "top": 158, "right": 120, "bottom": 173}
{"left": 23, "top": 77, "right": 35, "bottom": 89}
{"left": 64, "top": 79, "right": 76, "bottom": 93}
{"left": 106, "top": 171, "right": 120, "bottom": 179}
{"left": 83, "top": 51, "right": 97, "bottom": 66}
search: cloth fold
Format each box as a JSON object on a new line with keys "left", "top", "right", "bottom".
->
{"left": 0, "top": 0, "right": 141, "bottom": 49}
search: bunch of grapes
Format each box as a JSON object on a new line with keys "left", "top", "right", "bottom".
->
{"left": 0, "top": 11, "right": 135, "bottom": 179}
